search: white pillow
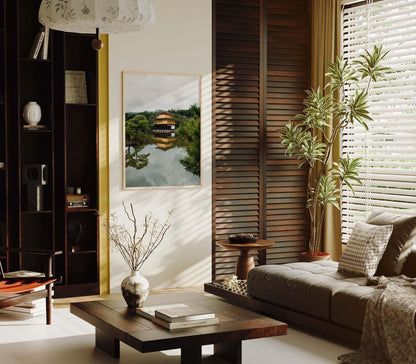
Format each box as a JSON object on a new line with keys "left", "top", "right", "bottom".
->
{"left": 339, "top": 221, "right": 393, "bottom": 276}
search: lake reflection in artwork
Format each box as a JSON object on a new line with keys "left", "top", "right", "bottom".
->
{"left": 125, "top": 136, "right": 200, "bottom": 187}
{"left": 123, "top": 72, "right": 201, "bottom": 188}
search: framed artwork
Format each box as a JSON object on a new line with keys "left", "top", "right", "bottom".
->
{"left": 122, "top": 72, "right": 201, "bottom": 188}
{"left": 65, "top": 70, "right": 88, "bottom": 104}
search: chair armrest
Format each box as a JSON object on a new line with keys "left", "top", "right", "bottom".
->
{"left": 0, "top": 248, "right": 62, "bottom": 256}
{"left": 0, "top": 248, "right": 62, "bottom": 280}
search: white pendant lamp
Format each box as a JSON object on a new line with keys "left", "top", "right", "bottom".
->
{"left": 38, "top": 0, "right": 155, "bottom": 49}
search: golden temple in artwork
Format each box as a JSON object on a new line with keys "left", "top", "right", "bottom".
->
{"left": 153, "top": 111, "right": 176, "bottom": 131}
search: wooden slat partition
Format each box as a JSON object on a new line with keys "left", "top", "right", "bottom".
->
{"left": 265, "top": 0, "right": 310, "bottom": 264}
{"left": 212, "top": 0, "right": 310, "bottom": 280}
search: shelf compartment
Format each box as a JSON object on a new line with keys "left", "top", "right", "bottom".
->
{"left": 67, "top": 253, "right": 98, "bottom": 285}
{"left": 17, "top": 0, "right": 45, "bottom": 59}
{"left": 20, "top": 212, "right": 54, "bottom": 272}
{"left": 19, "top": 61, "right": 53, "bottom": 129}
{"left": 67, "top": 212, "right": 98, "bottom": 253}
{"left": 65, "top": 106, "right": 97, "bottom": 209}
{"left": 21, "top": 213, "right": 53, "bottom": 249}
{"left": 20, "top": 132, "right": 53, "bottom": 164}
{"left": 65, "top": 34, "right": 97, "bottom": 105}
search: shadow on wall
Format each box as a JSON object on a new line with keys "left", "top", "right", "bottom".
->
{"left": 109, "top": 186, "right": 212, "bottom": 291}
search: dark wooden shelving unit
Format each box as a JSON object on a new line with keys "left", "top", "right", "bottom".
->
{"left": 1, "top": 0, "right": 99, "bottom": 298}
{"left": 0, "top": 0, "right": 7, "bottom": 264}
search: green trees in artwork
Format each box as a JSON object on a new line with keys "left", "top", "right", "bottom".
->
{"left": 176, "top": 106, "right": 200, "bottom": 176}
{"left": 125, "top": 105, "right": 201, "bottom": 176}
{"left": 125, "top": 145, "right": 150, "bottom": 170}
{"left": 125, "top": 113, "right": 153, "bottom": 141}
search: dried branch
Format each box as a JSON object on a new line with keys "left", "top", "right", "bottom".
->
{"left": 103, "top": 203, "right": 174, "bottom": 272}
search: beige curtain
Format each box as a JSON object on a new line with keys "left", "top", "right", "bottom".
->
{"left": 311, "top": 0, "right": 342, "bottom": 260}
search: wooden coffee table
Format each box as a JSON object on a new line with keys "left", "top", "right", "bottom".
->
{"left": 70, "top": 292, "right": 287, "bottom": 364}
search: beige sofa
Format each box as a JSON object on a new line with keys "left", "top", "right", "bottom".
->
{"left": 246, "top": 211, "right": 416, "bottom": 346}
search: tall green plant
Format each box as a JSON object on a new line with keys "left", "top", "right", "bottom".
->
{"left": 280, "top": 46, "right": 389, "bottom": 255}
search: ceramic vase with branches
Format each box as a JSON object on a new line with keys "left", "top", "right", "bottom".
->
{"left": 280, "top": 45, "right": 389, "bottom": 256}
{"left": 106, "top": 202, "right": 174, "bottom": 308}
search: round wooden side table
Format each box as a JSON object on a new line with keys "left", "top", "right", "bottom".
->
{"left": 217, "top": 239, "right": 275, "bottom": 280}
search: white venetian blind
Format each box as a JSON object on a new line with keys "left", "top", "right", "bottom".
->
{"left": 341, "top": 0, "right": 416, "bottom": 242}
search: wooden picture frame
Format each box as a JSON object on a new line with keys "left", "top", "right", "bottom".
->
{"left": 122, "top": 72, "right": 201, "bottom": 189}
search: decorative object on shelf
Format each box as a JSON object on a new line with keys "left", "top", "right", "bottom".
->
{"left": 223, "top": 275, "right": 240, "bottom": 290}
{"left": 279, "top": 45, "right": 390, "bottom": 258}
{"left": 105, "top": 201, "right": 174, "bottom": 308}
{"left": 65, "top": 71, "right": 88, "bottom": 104}
{"left": 211, "top": 278, "right": 249, "bottom": 297}
{"left": 66, "top": 193, "right": 90, "bottom": 209}
{"left": 68, "top": 218, "right": 84, "bottom": 252}
{"left": 22, "top": 101, "right": 42, "bottom": 126}
{"left": 38, "top": 0, "right": 156, "bottom": 51}
{"left": 22, "top": 164, "right": 48, "bottom": 212}
{"left": 228, "top": 233, "right": 257, "bottom": 244}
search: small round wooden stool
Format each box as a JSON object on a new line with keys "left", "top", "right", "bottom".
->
{"left": 217, "top": 239, "right": 274, "bottom": 280}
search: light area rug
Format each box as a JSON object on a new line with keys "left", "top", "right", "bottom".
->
{"left": 0, "top": 307, "right": 350, "bottom": 364}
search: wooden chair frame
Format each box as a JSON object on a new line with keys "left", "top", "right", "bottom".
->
{"left": 0, "top": 248, "right": 62, "bottom": 324}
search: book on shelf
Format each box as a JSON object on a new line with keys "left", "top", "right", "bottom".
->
{"left": 7, "top": 298, "right": 47, "bottom": 309}
{"left": 1, "top": 301, "right": 46, "bottom": 314}
{"left": 151, "top": 316, "right": 219, "bottom": 330}
{"left": 1, "top": 302, "right": 48, "bottom": 316}
{"left": 28, "top": 30, "right": 45, "bottom": 60}
{"left": 4, "top": 270, "right": 45, "bottom": 278}
{"left": 40, "top": 26, "right": 49, "bottom": 60}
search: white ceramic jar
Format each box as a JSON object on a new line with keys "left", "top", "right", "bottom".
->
{"left": 121, "top": 271, "right": 150, "bottom": 308}
{"left": 23, "top": 101, "right": 42, "bottom": 125}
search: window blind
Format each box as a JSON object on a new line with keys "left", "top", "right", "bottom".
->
{"left": 341, "top": 0, "right": 416, "bottom": 242}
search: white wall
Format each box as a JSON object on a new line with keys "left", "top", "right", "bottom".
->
{"left": 108, "top": 0, "right": 212, "bottom": 291}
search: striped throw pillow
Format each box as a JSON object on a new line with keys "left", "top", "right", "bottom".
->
{"left": 339, "top": 221, "right": 393, "bottom": 277}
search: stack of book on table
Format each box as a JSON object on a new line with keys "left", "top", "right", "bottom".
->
{"left": 138, "top": 303, "right": 219, "bottom": 330}
{"left": 0, "top": 270, "right": 52, "bottom": 317}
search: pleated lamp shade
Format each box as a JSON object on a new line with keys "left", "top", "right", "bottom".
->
{"left": 38, "top": 0, "right": 155, "bottom": 34}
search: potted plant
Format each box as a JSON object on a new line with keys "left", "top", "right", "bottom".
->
{"left": 105, "top": 202, "right": 174, "bottom": 307}
{"left": 280, "top": 45, "right": 389, "bottom": 260}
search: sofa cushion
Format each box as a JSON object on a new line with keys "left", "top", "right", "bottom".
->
{"left": 247, "top": 261, "right": 369, "bottom": 323}
{"left": 366, "top": 210, "right": 416, "bottom": 276}
{"left": 331, "top": 285, "right": 374, "bottom": 331}
{"left": 338, "top": 221, "right": 392, "bottom": 276}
